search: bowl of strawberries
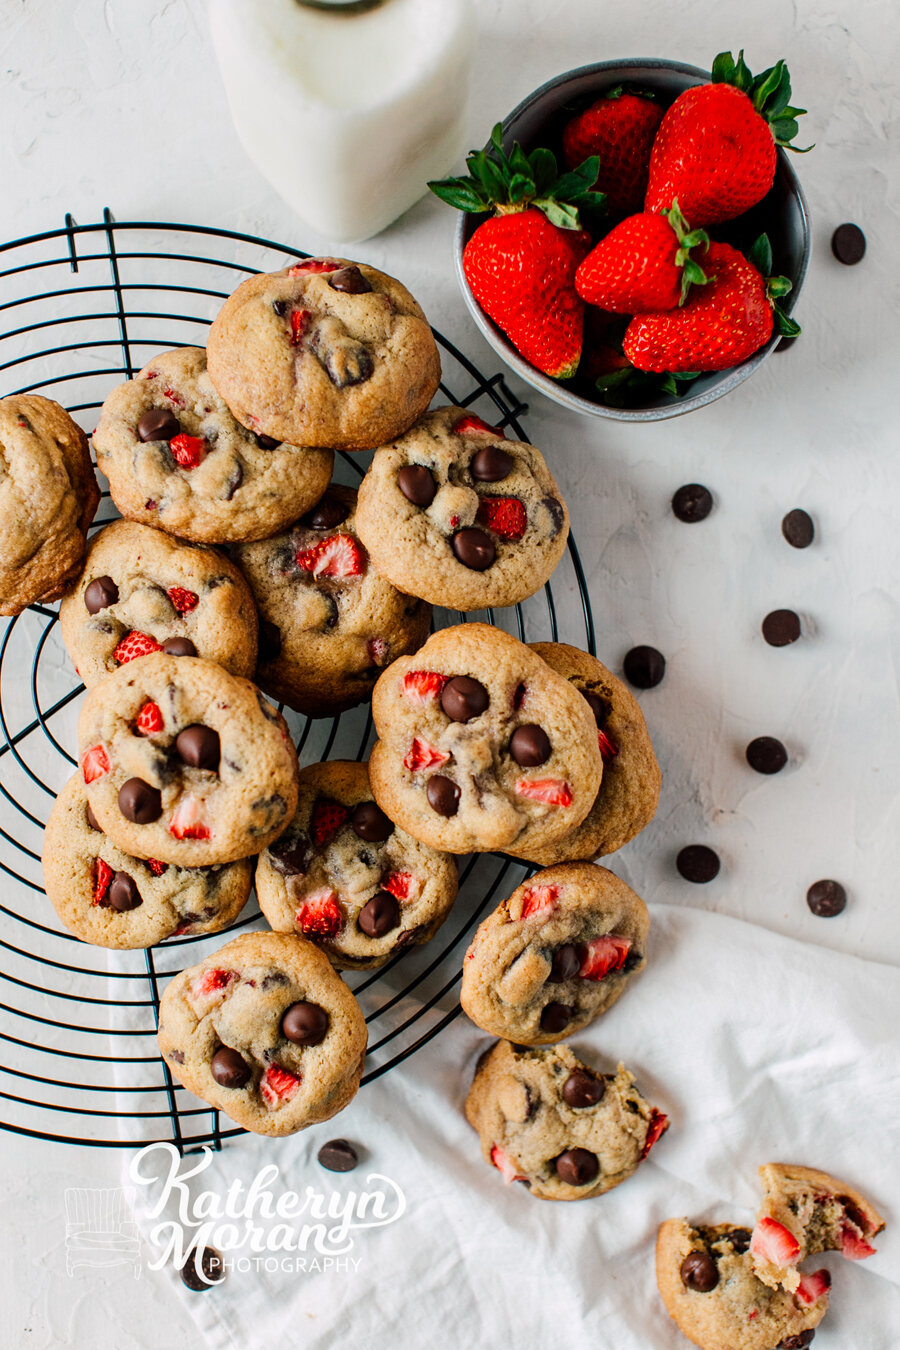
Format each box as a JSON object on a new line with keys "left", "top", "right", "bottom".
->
{"left": 430, "top": 53, "right": 811, "bottom": 421}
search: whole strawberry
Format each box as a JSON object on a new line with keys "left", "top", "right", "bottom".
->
{"left": 575, "top": 201, "right": 709, "bottom": 314}
{"left": 646, "top": 51, "right": 810, "bottom": 226}
{"left": 623, "top": 235, "right": 800, "bottom": 373}
{"left": 429, "top": 126, "right": 601, "bottom": 379}
{"left": 563, "top": 88, "right": 662, "bottom": 217}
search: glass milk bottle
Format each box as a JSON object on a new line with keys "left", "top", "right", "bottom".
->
{"left": 209, "top": 0, "right": 475, "bottom": 243}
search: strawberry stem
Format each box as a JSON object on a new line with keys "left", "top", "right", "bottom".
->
{"left": 662, "top": 198, "right": 711, "bottom": 304}
{"left": 710, "top": 49, "right": 813, "bottom": 151}
{"left": 748, "top": 233, "right": 802, "bottom": 337}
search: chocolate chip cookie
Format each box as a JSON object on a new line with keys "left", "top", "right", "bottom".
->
{"left": 206, "top": 260, "right": 441, "bottom": 451}
{"left": 0, "top": 394, "right": 99, "bottom": 614}
{"left": 466, "top": 1040, "right": 669, "bottom": 1201}
{"left": 157, "top": 932, "right": 367, "bottom": 1137}
{"left": 233, "top": 484, "right": 431, "bottom": 717}
{"left": 368, "top": 625, "right": 603, "bottom": 854}
{"left": 59, "top": 520, "right": 257, "bottom": 688}
{"left": 460, "top": 863, "right": 649, "bottom": 1044}
{"left": 92, "top": 347, "right": 334, "bottom": 542}
{"left": 42, "top": 772, "right": 253, "bottom": 948}
{"left": 78, "top": 653, "right": 299, "bottom": 865}
{"left": 507, "top": 642, "right": 661, "bottom": 865}
{"left": 354, "top": 408, "right": 569, "bottom": 610}
{"left": 256, "top": 759, "right": 458, "bottom": 970}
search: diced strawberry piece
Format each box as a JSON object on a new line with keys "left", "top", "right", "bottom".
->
{"left": 382, "top": 871, "right": 417, "bottom": 902}
{"left": 795, "top": 1270, "right": 831, "bottom": 1305}
{"left": 514, "top": 778, "right": 572, "bottom": 807}
{"left": 450, "top": 514, "right": 460, "bottom": 528}
{"left": 81, "top": 743, "right": 110, "bottom": 783}
{"left": 169, "top": 795, "right": 211, "bottom": 841}
{"left": 578, "top": 934, "right": 631, "bottom": 981}
{"left": 747, "top": 1309, "right": 758, "bottom": 1321}
{"left": 191, "top": 968, "right": 236, "bottom": 1003}
{"left": 476, "top": 495, "right": 527, "bottom": 541}
{"left": 169, "top": 433, "right": 208, "bottom": 469}
{"left": 751, "top": 1217, "right": 801, "bottom": 1267}
{"left": 368, "top": 636, "right": 388, "bottom": 663}
{"left": 92, "top": 857, "right": 113, "bottom": 905}
{"left": 295, "top": 534, "right": 366, "bottom": 579}
{"left": 167, "top": 586, "right": 199, "bottom": 614}
{"left": 310, "top": 798, "right": 349, "bottom": 847}
{"left": 148, "top": 858, "right": 168, "bottom": 877}
{"left": 162, "top": 387, "right": 185, "bottom": 407}
{"left": 289, "top": 308, "right": 311, "bottom": 345}
{"left": 840, "top": 1224, "right": 876, "bottom": 1260}
{"left": 136, "top": 701, "right": 164, "bottom": 736}
{"left": 143, "top": 371, "right": 157, "bottom": 381}
{"left": 512, "top": 682, "right": 527, "bottom": 710}
{"left": 113, "top": 630, "right": 163, "bottom": 664}
{"left": 490, "top": 1144, "right": 527, "bottom": 1184}
{"left": 597, "top": 729, "right": 618, "bottom": 761}
{"left": 519, "top": 883, "right": 559, "bottom": 919}
{"left": 297, "top": 888, "right": 344, "bottom": 939}
{"left": 402, "top": 670, "right": 449, "bottom": 704}
{"left": 260, "top": 1063, "right": 302, "bottom": 1110}
{"left": 288, "top": 258, "right": 341, "bottom": 275}
{"left": 145, "top": 499, "right": 157, "bottom": 511}
{"left": 403, "top": 738, "right": 450, "bottom": 772}
{"left": 640, "top": 1108, "right": 670, "bottom": 1159}
{"left": 452, "top": 414, "right": 506, "bottom": 438}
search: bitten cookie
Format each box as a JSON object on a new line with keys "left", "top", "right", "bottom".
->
{"left": 59, "top": 520, "right": 258, "bottom": 688}
{"left": 368, "top": 625, "right": 603, "bottom": 854}
{"left": 92, "top": 347, "right": 333, "bottom": 542}
{"left": 354, "top": 408, "right": 569, "bottom": 610}
{"left": 0, "top": 394, "right": 99, "bottom": 614}
{"left": 256, "top": 760, "right": 458, "bottom": 970}
{"left": 460, "top": 863, "right": 649, "bottom": 1043}
{"left": 656, "top": 1219, "right": 829, "bottom": 1350}
{"left": 157, "top": 932, "right": 367, "bottom": 1137}
{"left": 206, "top": 259, "right": 441, "bottom": 451}
{"left": 78, "top": 654, "right": 299, "bottom": 865}
{"left": 507, "top": 642, "right": 661, "bottom": 864}
{"left": 234, "top": 484, "right": 431, "bottom": 717}
{"left": 466, "top": 1040, "right": 668, "bottom": 1202}
{"left": 42, "top": 773, "right": 253, "bottom": 948}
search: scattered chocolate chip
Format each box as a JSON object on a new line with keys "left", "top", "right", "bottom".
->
{"left": 441, "top": 675, "right": 489, "bottom": 722}
{"left": 397, "top": 464, "right": 437, "bottom": 507}
{"left": 302, "top": 493, "right": 349, "bottom": 530}
{"left": 676, "top": 845, "right": 720, "bottom": 883}
{"left": 509, "top": 724, "right": 551, "bottom": 767}
{"left": 107, "top": 871, "right": 142, "bottom": 911}
{"left": 762, "top": 609, "right": 802, "bottom": 647}
{"left": 350, "top": 800, "right": 393, "bottom": 842}
{"left": 831, "top": 222, "right": 866, "bottom": 266}
{"left": 779, "top": 1334, "right": 816, "bottom": 1349}
{"left": 118, "top": 778, "right": 162, "bottom": 824}
{"left": 540, "top": 496, "right": 566, "bottom": 535}
{"left": 426, "top": 775, "right": 460, "bottom": 817}
{"left": 162, "top": 636, "right": 197, "bottom": 657}
{"left": 623, "top": 645, "right": 665, "bottom": 689}
{"left": 746, "top": 735, "right": 788, "bottom": 775}
{"left": 547, "top": 944, "right": 581, "bottom": 982}
{"left": 451, "top": 527, "right": 495, "bottom": 571}
{"left": 210, "top": 1046, "right": 251, "bottom": 1088}
{"left": 539, "top": 1002, "right": 572, "bottom": 1034}
{"left": 85, "top": 804, "right": 102, "bottom": 832}
{"left": 137, "top": 408, "right": 180, "bottom": 443}
{"left": 680, "top": 1250, "right": 719, "bottom": 1292}
{"left": 776, "top": 335, "right": 798, "bottom": 353}
{"left": 358, "top": 891, "right": 400, "bottom": 938}
{"left": 562, "top": 1069, "right": 605, "bottom": 1109}
{"left": 555, "top": 1147, "right": 599, "bottom": 1186}
{"left": 806, "top": 879, "right": 847, "bottom": 918}
{"left": 268, "top": 833, "right": 312, "bottom": 876}
{"left": 329, "top": 265, "right": 372, "bottom": 294}
{"left": 470, "top": 444, "right": 514, "bottom": 482}
{"left": 782, "top": 508, "right": 814, "bottom": 549}
{"left": 272, "top": 299, "right": 289, "bottom": 317}
{"left": 672, "top": 483, "right": 713, "bottom": 523}
{"left": 175, "top": 724, "right": 221, "bottom": 772}
{"left": 258, "top": 620, "right": 282, "bottom": 662}
{"left": 256, "top": 432, "right": 281, "bottom": 449}
{"left": 180, "top": 1245, "right": 224, "bottom": 1291}
{"left": 281, "top": 1000, "right": 329, "bottom": 1045}
{"left": 724, "top": 1228, "right": 752, "bottom": 1254}
{"left": 84, "top": 575, "right": 119, "bottom": 614}
{"left": 318, "top": 1138, "right": 359, "bottom": 1171}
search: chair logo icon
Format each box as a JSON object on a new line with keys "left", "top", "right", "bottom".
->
{"left": 65, "top": 1187, "right": 142, "bottom": 1279}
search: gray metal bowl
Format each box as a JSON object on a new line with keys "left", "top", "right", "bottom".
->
{"left": 454, "top": 58, "right": 811, "bottom": 422}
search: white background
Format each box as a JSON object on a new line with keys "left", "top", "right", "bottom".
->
{"left": 1, "top": 0, "right": 898, "bottom": 1346}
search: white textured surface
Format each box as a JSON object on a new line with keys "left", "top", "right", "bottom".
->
{"left": 1, "top": 0, "right": 898, "bottom": 1346}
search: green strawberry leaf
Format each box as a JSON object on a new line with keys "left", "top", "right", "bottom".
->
{"left": 680, "top": 258, "right": 711, "bottom": 304}
{"left": 536, "top": 198, "right": 582, "bottom": 230}
{"left": 709, "top": 50, "right": 811, "bottom": 147}
{"left": 767, "top": 275, "right": 793, "bottom": 299}
{"left": 528, "top": 147, "right": 559, "bottom": 196}
{"left": 508, "top": 173, "right": 535, "bottom": 203}
{"left": 428, "top": 127, "right": 600, "bottom": 224}
{"left": 711, "top": 51, "right": 736, "bottom": 84}
{"left": 509, "top": 142, "right": 533, "bottom": 180}
{"left": 661, "top": 371, "right": 702, "bottom": 396}
{"left": 773, "top": 306, "right": 801, "bottom": 338}
{"left": 748, "top": 233, "right": 774, "bottom": 276}
{"left": 752, "top": 60, "right": 787, "bottom": 111}
{"left": 552, "top": 156, "right": 601, "bottom": 200}
{"left": 733, "top": 50, "right": 753, "bottom": 92}
{"left": 427, "top": 178, "right": 489, "bottom": 212}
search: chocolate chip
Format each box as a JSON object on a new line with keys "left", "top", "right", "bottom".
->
{"left": 539, "top": 1001, "right": 572, "bottom": 1034}
{"left": 107, "top": 871, "right": 142, "bottom": 911}
{"left": 676, "top": 845, "right": 720, "bottom": 883}
{"left": 762, "top": 609, "right": 801, "bottom": 647}
{"left": 137, "top": 408, "right": 180, "bottom": 443}
{"left": 782, "top": 508, "right": 815, "bottom": 549}
{"left": 85, "top": 804, "right": 102, "bottom": 832}
{"left": 555, "top": 1147, "right": 599, "bottom": 1186}
{"left": 547, "top": 944, "right": 581, "bottom": 982}
{"left": 746, "top": 735, "right": 788, "bottom": 774}
{"left": 329, "top": 265, "right": 372, "bottom": 294}
{"left": 582, "top": 691, "right": 609, "bottom": 728}
{"left": 259, "top": 620, "right": 282, "bottom": 662}
{"left": 451, "top": 527, "right": 495, "bottom": 571}
{"left": 806, "top": 878, "right": 847, "bottom": 918}
{"left": 256, "top": 432, "right": 281, "bottom": 449}
{"left": 672, "top": 483, "right": 713, "bottom": 523}
{"left": 317, "top": 1138, "right": 359, "bottom": 1171}
{"left": 118, "top": 778, "right": 162, "bottom": 824}
{"left": 470, "top": 444, "right": 514, "bottom": 482}
{"left": 84, "top": 575, "right": 119, "bottom": 614}
{"left": 358, "top": 891, "right": 400, "bottom": 937}
{"left": 623, "top": 645, "right": 666, "bottom": 689}
{"left": 161, "top": 636, "right": 197, "bottom": 657}
{"left": 301, "top": 494, "right": 349, "bottom": 530}
{"left": 397, "top": 465, "right": 437, "bottom": 507}
{"left": 225, "top": 464, "right": 243, "bottom": 499}
{"left": 180, "top": 1245, "right": 224, "bottom": 1291}
{"left": 210, "top": 1046, "right": 251, "bottom": 1088}
{"left": 837, "top": 1196, "right": 869, "bottom": 1229}
{"left": 441, "top": 675, "right": 489, "bottom": 722}
{"left": 272, "top": 299, "right": 289, "bottom": 317}
{"left": 426, "top": 775, "right": 460, "bottom": 816}
{"left": 622, "top": 949, "right": 642, "bottom": 974}
{"left": 778, "top": 1334, "right": 816, "bottom": 1350}
{"left": 350, "top": 801, "right": 393, "bottom": 842}
{"left": 268, "top": 833, "right": 312, "bottom": 876}
{"left": 281, "top": 1000, "right": 329, "bottom": 1045}
{"left": 680, "top": 1250, "right": 719, "bottom": 1292}
{"left": 725, "top": 1228, "right": 752, "bottom": 1254}
{"left": 175, "top": 725, "right": 221, "bottom": 772}
{"left": 831, "top": 222, "right": 866, "bottom": 265}
{"left": 323, "top": 344, "right": 373, "bottom": 387}
{"left": 562, "top": 1069, "right": 605, "bottom": 1108}
{"left": 509, "top": 724, "right": 551, "bottom": 767}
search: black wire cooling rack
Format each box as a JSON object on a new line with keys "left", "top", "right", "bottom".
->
{"left": 0, "top": 212, "right": 597, "bottom": 1150}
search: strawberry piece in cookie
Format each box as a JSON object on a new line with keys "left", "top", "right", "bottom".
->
{"left": 167, "top": 586, "right": 199, "bottom": 614}
{"left": 382, "top": 871, "right": 417, "bottom": 902}
{"left": 519, "top": 883, "right": 559, "bottom": 920}
{"left": 402, "top": 670, "right": 449, "bottom": 704}
{"left": 92, "top": 857, "right": 114, "bottom": 905}
{"left": 310, "top": 798, "right": 349, "bottom": 847}
{"left": 190, "top": 967, "right": 236, "bottom": 1006}
{"left": 136, "top": 701, "right": 164, "bottom": 736}
{"left": 452, "top": 413, "right": 506, "bottom": 438}
{"left": 297, "top": 890, "right": 344, "bottom": 939}
{"left": 751, "top": 1217, "right": 801, "bottom": 1268}
{"left": 795, "top": 1270, "right": 831, "bottom": 1306}
{"left": 514, "top": 778, "right": 573, "bottom": 807}
{"left": 490, "top": 1144, "right": 528, "bottom": 1185}
{"left": 476, "top": 496, "right": 527, "bottom": 540}
{"left": 169, "top": 433, "right": 208, "bottom": 470}
{"left": 113, "top": 630, "right": 163, "bottom": 665}
{"left": 81, "top": 743, "right": 110, "bottom": 783}
{"left": 295, "top": 534, "right": 366, "bottom": 579}
{"left": 403, "top": 738, "right": 450, "bottom": 773}
{"left": 169, "top": 796, "right": 212, "bottom": 841}
{"left": 260, "top": 1063, "right": 302, "bottom": 1110}
{"left": 578, "top": 934, "right": 631, "bottom": 981}
{"left": 640, "top": 1108, "right": 670, "bottom": 1158}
